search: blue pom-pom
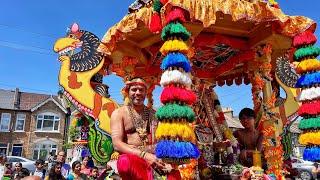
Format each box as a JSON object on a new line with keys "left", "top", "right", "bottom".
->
{"left": 155, "top": 140, "right": 200, "bottom": 159}
{"left": 161, "top": 53, "right": 191, "bottom": 72}
{"left": 296, "top": 72, "right": 320, "bottom": 88}
{"left": 303, "top": 147, "right": 320, "bottom": 161}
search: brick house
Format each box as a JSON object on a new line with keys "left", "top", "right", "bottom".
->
{"left": 0, "top": 88, "right": 69, "bottom": 160}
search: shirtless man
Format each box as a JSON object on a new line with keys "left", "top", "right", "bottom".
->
{"left": 233, "top": 108, "right": 263, "bottom": 167}
{"left": 110, "top": 78, "right": 172, "bottom": 179}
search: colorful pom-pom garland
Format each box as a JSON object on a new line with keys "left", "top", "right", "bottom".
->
{"left": 156, "top": 103, "right": 195, "bottom": 122}
{"left": 155, "top": 5, "right": 199, "bottom": 165}
{"left": 160, "top": 86, "right": 196, "bottom": 105}
{"left": 161, "top": 52, "right": 191, "bottom": 72}
{"left": 295, "top": 30, "right": 320, "bottom": 162}
{"left": 155, "top": 122, "right": 196, "bottom": 143}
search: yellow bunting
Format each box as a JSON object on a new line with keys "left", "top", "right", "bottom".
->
{"left": 299, "top": 131, "right": 320, "bottom": 145}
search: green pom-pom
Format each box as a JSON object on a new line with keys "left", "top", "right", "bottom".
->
{"left": 161, "top": 22, "right": 191, "bottom": 41}
{"left": 153, "top": 0, "right": 162, "bottom": 13}
{"left": 294, "top": 46, "right": 320, "bottom": 61}
{"left": 156, "top": 103, "right": 195, "bottom": 122}
{"left": 299, "top": 117, "right": 320, "bottom": 130}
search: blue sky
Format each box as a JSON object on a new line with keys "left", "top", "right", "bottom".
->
{"left": 0, "top": 0, "right": 319, "bottom": 115}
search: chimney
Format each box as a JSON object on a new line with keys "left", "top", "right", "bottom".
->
{"left": 13, "top": 88, "right": 20, "bottom": 109}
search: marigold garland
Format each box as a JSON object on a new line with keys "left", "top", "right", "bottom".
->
{"left": 295, "top": 58, "right": 320, "bottom": 74}
{"left": 156, "top": 103, "right": 195, "bottom": 122}
{"left": 155, "top": 122, "right": 196, "bottom": 143}
{"left": 160, "top": 39, "right": 189, "bottom": 55}
{"left": 160, "top": 86, "right": 196, "bottom": 105}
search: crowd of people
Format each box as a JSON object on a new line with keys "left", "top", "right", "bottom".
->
{"left": 0, "top": 151, "right": 115, "bottom": 180}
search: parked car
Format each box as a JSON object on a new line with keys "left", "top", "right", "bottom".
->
{"left": 291, "top": 157, "right": 314, "bottom": 180}
{"left": 7, "top": 156, "right": 36, "bottom": 173}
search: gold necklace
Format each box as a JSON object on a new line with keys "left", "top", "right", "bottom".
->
{"left": 128, "top": 105, "right": 150, "bottom": 146}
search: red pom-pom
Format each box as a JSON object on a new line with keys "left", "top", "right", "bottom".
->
{"left": 293, "top": 30, "right": 317, "bottom": 48}
{"left": 160, "top": 0, "right": 168, "bottom": 4}
{"left": 298, "top": 99, "right": 320, "bottom": 116}
{"left": 165, "top": 7, "right": 186, "bottom": 25}
{"left": 117, "top": 154, "right": 152, "bottom": 180}
{"left": 149, "top": 13, "right": 162, "bottom": 33}
{"left": 160, "top": 85, "right": 197, "bottom": 105}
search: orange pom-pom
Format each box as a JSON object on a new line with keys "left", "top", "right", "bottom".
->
{"left": 149, "top": 13, "right": 162, "bottom": 33}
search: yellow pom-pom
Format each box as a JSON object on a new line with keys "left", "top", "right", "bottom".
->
{"left": 160, "top": 39, "right": 189, "bottom": 55}
{"left": 296, "top": 58, "right": 320, "bottom": 74}
{"left": 155, "top": 122, "right": 196, "bottom": 142}
{"left": 299, "top": 131, "right": 320, "bottom": 145}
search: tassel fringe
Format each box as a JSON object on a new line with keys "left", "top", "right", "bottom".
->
{"left": 161, "top": 22, "right": 191, "bottom": 41}
{"left": 303, "top": 147, "right": 320, "bottom": 161}
{"left": 294, "top": 46, "right": 320, "bottom": 61}
{"left": 161, "top": 53, "right": 191, "bottom": 72}
{"left": 298, "top": 100, "right": 320, "bottom": 116}
{"left": 299, "top": 117, "right": 320, "bottom": 130}
{"left": 299, "top": 131, "right": 320, "bottom": 145}
{"left": 149, "top": 13, "right": 162, "bottom": 33}
{"left": 155, "top": 122, "right": 196, "bottom": 142}
{"left": 298, "top": 87, "right": 320, "bottom": 101}
{"left": 160, "top": 70, "right": 192, "bottom": 88}
{"left": 296, "top": 58, "right": 320, "bottom": 74}
{"left": 153, "top": 0, "right": 162, "bottom": 13}
{"left": 155, "top": 140, "right": 200, "bottom": 159}
{"left": 165, "top": 7, "right": 186, "bottom": 25}
{"left": 160, "top": 39, "right": 189, "bottom": 55}
{"left": 160, "top": 86, "right": 196, "bottom": 105}
{"left": 293, "top": 31, "right": 317, "bottom": 48}
{"left": 156, "top": 103, "right": 195, "bottom": 122}
{"left": 295, "top": 72, "right": 320, "bottom": 88}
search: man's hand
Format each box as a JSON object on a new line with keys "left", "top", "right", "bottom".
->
{"left": 144, "top": 153, "right": 172, "bottom": 175}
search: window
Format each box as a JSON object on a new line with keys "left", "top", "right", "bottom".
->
{"left": 0, "top": 143, "right": 8, "bottom": 155}
{"left": 12, "top": 144, "right": 23, "bottom": 156}
{"left": 36, "top": 113, "right": 60, "bottom": 132}
{"left": 0, "top": 113, "right": 11, "bottom": 131}
{"left": 15, "top": 114, "right": 26, "bottom": 131}
{"left": 33, "top": 141, "right": 57, "bottom": 160}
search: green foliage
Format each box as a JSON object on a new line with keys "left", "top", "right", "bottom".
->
{"left": 69, "top": 126, "right": 80, "bottom": 141}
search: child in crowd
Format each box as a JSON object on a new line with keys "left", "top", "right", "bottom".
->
{"left": 32, "top": 159, "right": 46, "bottom": 180}
{"left": 89, "top": 166, "right": 99, "bottom": 180}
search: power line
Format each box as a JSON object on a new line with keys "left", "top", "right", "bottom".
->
{"left": 0, "top": 40, "right": 55, "bottom": 56}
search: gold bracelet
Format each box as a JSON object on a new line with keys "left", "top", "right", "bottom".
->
{"left": 140, "top": 150, "right": 146, "bottom": 158}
